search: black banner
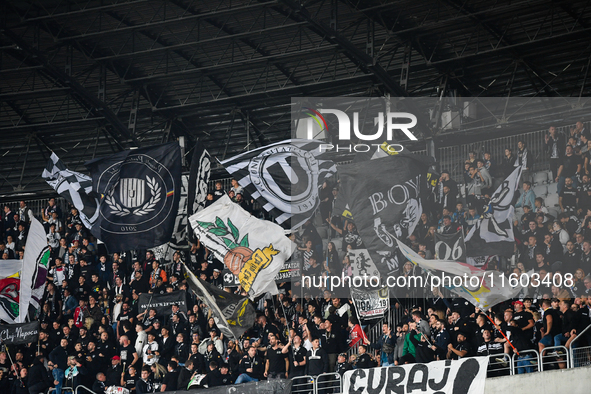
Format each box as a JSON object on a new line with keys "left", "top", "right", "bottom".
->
{"left": 138, "top": 291, "right": 187, "bottom": 316}
{"left": 434, "top": 230, "right": 467, "bottom": 262}
{"left": 86, "top": 142, "right": 182, "bottom": 252}
{"left": 0, "top": 321, "right": 39, "bottom": 345}
{"left": 338, "top": 153, "right": 434, "bottom": 275}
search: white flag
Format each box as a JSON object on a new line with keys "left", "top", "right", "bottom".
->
{"left": 397, "top": 239, "right": 522, "bottom": 310}
{"left": 189, "top": 195, "right": 295, "bottom": 298}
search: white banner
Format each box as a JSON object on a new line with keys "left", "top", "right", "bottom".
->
{"left": 343, "top": 357, "right": 489, "bottom": 394}
{"left": 189, "top": 195, "right": 295, "bottom": 298}
{"left": 351, "top": 287, "right": 389, "bottom": 319}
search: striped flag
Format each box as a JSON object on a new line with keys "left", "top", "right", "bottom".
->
{"left": 42, "top": 152, "right": 100, "bottom": 229}
{"left": 221, "top": 139, "right": 336, "bottom": 230}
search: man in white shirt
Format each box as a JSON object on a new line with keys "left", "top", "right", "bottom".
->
{"left": 142, "top": 332, "right": 160, "bottom": 365}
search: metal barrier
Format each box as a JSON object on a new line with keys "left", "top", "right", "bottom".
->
{"left": 75, "top": 386, "right": 98, "bottom": 394}
{"left": 569, "top": 323, "right": 591, "bottom": 368}
{"left": 541, "top": 345, "right": 570, "bottom": 370}
{"left": 512, "top": 349, "right": 541, "bottom": 374}
{"left": 291, "top": 375, "right": 315, "bottom": 394}
{"left": 570, "top": 345, "right": 591, "bottom": 368}
{"left": 486, "top": 353, "right": 513, "bottom": 377}
{"left": 315, "top": 372, "right": 342, "bottom": 394}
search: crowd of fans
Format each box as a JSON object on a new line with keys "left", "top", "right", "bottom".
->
{"left": 1, "top": 122, "right": 591, "bottom": 394}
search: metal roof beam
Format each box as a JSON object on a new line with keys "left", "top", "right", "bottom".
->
{"left": 2, "top": 29, "right": 139, "bottom": 148}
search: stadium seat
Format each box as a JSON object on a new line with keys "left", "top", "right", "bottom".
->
{"left": 533, "top": 171, "right": 548, "bottom": 185}
{"left": 533, "top": 184, "right": 548, "bottom": 197}
{"left": 547, "top": 171, "right": 555, "bottom": 183}
{"left": 338, "top": 251, "right": 346, "bottom": 263}
{"left": 332, "top": 238, "right": 343, "bottom": 251}
{"left": 313, "top": 212, "right": 324, "bottom": 227}
{"left": 316, "top": 226, "right": 328, "bottom": 240}
{"left": 545, "top": 193, "right": 559, "bottom": 207}
{"left": 322, "top": 239, "right": 328, "bottom": 252}
{"left": 547, "top": 206, "right": 560, "bottom": 219}
{"left": 547, "top": 183, "right": 558, "bottom": 195}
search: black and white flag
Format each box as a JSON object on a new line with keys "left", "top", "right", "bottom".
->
{"left": 338, "top": 153, "right": 434, "bottom": 275}
{"left": 85, "top": 142, "right": 182, "bottom": 252}
{"left": 221, "top": 139, "right": 336, "bottom": 230}
{"left": 350, "top": 287, "right": 389, "bottom": 319}
{"left": 183, "top": 264, "right": 256, "bottom": 340}
{"left": 434, "top": 230, "right": 467, "bottom": 262}
{"left": 465, "top": 166, "right": 522, "bottom": 257}
{"left": 42, "top": 152, "right": 100, "bottom": 229}
{"left": 187, "top": 144, "right": 211, "bottom": 241}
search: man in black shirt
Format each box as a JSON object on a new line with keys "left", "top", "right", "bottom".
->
{"left": 556, "top": 145, "right": 582, "bottom": 194}
{"left": 335, "top": 353, "right": 352, "bottom": 376}
{"left": 447, "top": 332, "right": 471, "bottom": 360}
{"left": 235, "top": 346, "right": 264, "bottom": 384}
{"left": 161, "top": 361, "right": 179, "bottom": 392}
{"left": 306, "top": 338, "right": 329, "bottom": 376}
{"left": 512, "top": 301, "right": 535, "bottom": 346}
{"left": 355, "top": 345, "right": 376, "bottom": 369}
{"left": 283, "top": 335, "right": 307, "bottom": 378}
{"left": 539, "top": 299, "right": 562, "bottom": 354}
{"left": 560, "top": 177, "right": 578, "bottom": 213}
{"left": 318, "top": 319, "right": 344, "bottom": 372}
{"left": 564, "top": 241, "right": 582, "bottom": 275}
{"left": 135, "top": 367, "right": 152, "bottom": 394}
{"left": 264, "top": 334, "right": 288, "bottom": 379}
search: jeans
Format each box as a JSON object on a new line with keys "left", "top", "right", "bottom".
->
{"left": 516, "top": 354, "right": 535, "bottom": 374}
{"left": 235, "top": 374, "right": 259, "bottom": 384}
{"left": 554, "top": 333, "right": 568, "bottom": 348}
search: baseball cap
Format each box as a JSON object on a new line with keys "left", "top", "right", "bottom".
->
{"left": 214, "top": 268, "right": 221, "bottom": 273}
{"left": 112, "top": 356, "right": 121, "bottom": 361}
{"left": 512, "top": 301, "right": 524, "bottom": 307}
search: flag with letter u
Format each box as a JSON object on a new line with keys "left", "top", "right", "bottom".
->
{"left": 85, "top": 142, "right": 181, "bottom": 252}
{"left": 221, "top": 139, "right": 336, "bottom": 230}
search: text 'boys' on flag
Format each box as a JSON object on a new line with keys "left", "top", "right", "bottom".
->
{"left": 338, "top": 152, "right": 434, "bottom": 276}
{"left": 189, "top": 195, "right": 295, "bottom": 298}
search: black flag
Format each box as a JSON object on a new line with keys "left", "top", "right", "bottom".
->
{"left": 338, "top": 153, "right": 434, "bottom": 275}
{"left": 0, "top": 321, "right": 39, "bottom": 345}
{"left": 183, "top": 264, "right": 256, "bottom": 340}
{"left": 85, "top": 142, "right": 181, "bottom": 252}
{"left": 434, "top": 230, "right": 467, "bottom": 262}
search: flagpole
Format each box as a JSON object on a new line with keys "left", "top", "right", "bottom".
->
{"left": 484, "top": 312, "right": 519, "bottom": 356}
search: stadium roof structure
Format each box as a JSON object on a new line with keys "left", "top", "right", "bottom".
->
{"left": 1, "top": 0, "right": 591, "bottom": 197}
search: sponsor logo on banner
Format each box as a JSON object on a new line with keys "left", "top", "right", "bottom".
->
{"left": 138, "top": 291, "right": 187, "bottom": 316}
{"left": 343, "top": 357, "right": 489, "bottom": 394}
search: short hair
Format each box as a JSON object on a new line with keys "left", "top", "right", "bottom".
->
{"left": 209, "top": 361, "right": 218, "bottom": 369}
{"left": 523, "top": 181, "right": 531, "bottom": 188}
{"left": 168, "top": 361, "right": 178, "bottom": 370}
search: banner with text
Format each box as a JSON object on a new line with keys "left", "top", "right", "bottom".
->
{"left": 343, "top": 357, "right": 489, "bottom": 394}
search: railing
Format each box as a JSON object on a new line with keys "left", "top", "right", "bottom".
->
{"left": 569, "top": 324, "right": 591, "bottom": 368}
{"left": 541, "top": 345, "right": 570, "bottom": 370}
{"left": 75, "top": 386, "right": 98, "bottom": 394}
{"left": 291, "top": 375, "right": 315, "bottom": 394}
{"left": 315, "top": 372, "right": 341, "bottom": 394}
{"left": 512, "top": 349, "right": 541, "bottom": 374}
{"left": 486, "top": 353, "right": 513, "bottom": 377}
